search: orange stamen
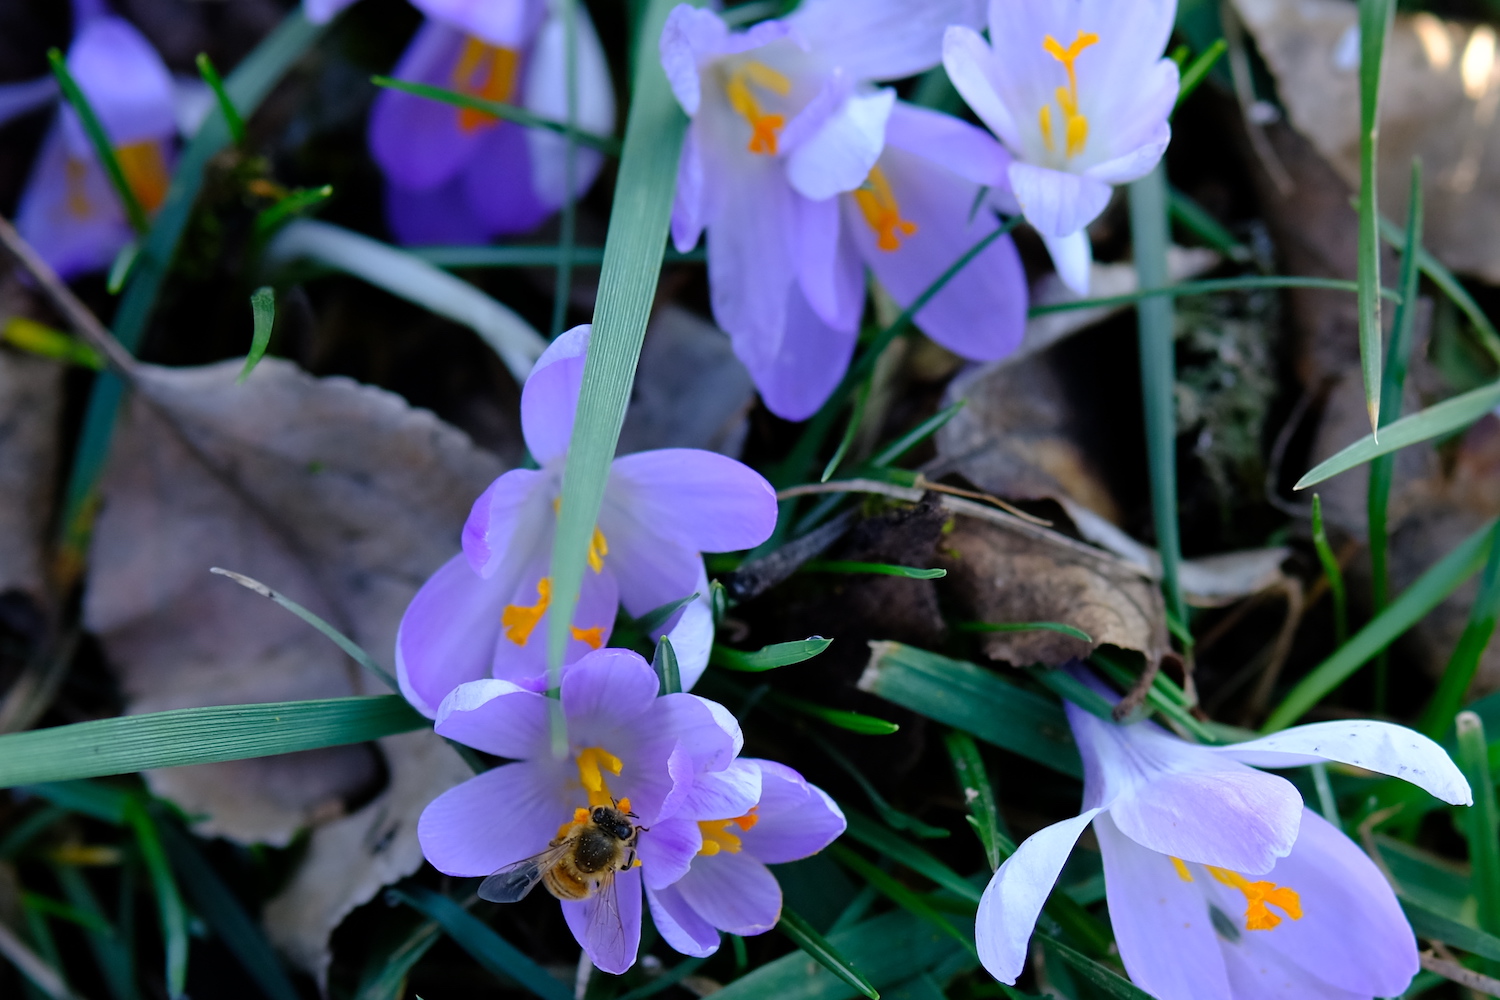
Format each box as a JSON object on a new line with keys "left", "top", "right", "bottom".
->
{"left": 853, "top": 165, "right": 917, "bottom": 252}
{"left": 1206, "top": 866, "right": 1303, "bottom": 931}
{"left": 451, "top": 36, "right": 522, "bottom": 132}
{"left": 501, "top": 578, "right": 551, "bottom": 646}
{"left": 726, "top": 61, "right": 791, "bottom": 156}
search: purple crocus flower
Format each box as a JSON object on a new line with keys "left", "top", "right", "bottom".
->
{"left": 977, "top": 675, "right": 1472, "bottom": 996}
{"left": 396, "top": 324, "right": 778, "bottom": 717}
{"left": 369, "top": 0, "right": 615, "bottom": 245}
{"left": 662, "top": 0, "right": 1030, "bottom": 422}
{"left": 419, "top": 647, "right": 758, "bottom": 974}
{"left": 942, "top": 0, "right": 1181, "bottom": 293}
{"left": 14, "top": 0, "right": 176, "bottom": 278}
{"left": 303, "top": 0, "right": 358, "bottom": 23}
{"left": 643, "top": 759, "right": 846, "bottom": 956}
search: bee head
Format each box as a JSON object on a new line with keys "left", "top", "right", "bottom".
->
{"left": 592, "top": 806, "right": 637, "bottom": 841}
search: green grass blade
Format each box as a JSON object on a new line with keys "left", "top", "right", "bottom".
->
{"left": 1421, "top": 520, "right": 1500, "bottom": 738}
{"left": 811, "top": 737, "right": 945, "bottom": 839}
{"left": 1295, "top": 379, "right": 1500, "bottom": 490}
{"left": 653, "top": 635, "right": 682, "bottom": 695}
{"left": 1263, "top": 520, "right": 1496, "bottom": 730}
{"left": 156, "top": 820, "right": 301, "bottom": 1000}
{"left": 124, "top": 802, "right": 188, "bottom": 998}
{"left": 944, "top": 731, "right": 1007, "bottom": 871}
{"left": 237, "top": 288, "right": 276, "bottom": 384}
{"left": 828, "top": 845, "right": 977, "bottom": 958}
{"left": 614, "top": 957, "right": 710, "bottom": 1000}
{"left": 194, "top": 53, "right": 245, "bottom": 146}
{"left": 107, "top": 241, "right": 139, "bottom": 293}
{"left": 802, "top": 561, "right": 946, "bottom": 580}
{"left": 411, "top": 244, "right": 704, "bottom": 268}
{"left": 545, "top": 0, "right": 687, "bottom": 700}
{"left": 253, "top": 184, "right": 333, "bottom": 239}
{"left": 957, "top": 621, "right": 1092, "bottom": 643}
{"left": 773, "top": 693, "right": 900, "bottom": 735}
{"left": 1356, "top": 0, "right": 1396, "bottom": 433}
{"left": 0, "top": 696, "right": 425, "bottom": 788}
{"left": 711, "top": 637, "right": 833, "bottom": 671}
{"left": 843, "top": 810, "right": 981, "bottom": 903}
{"left": 47, "top": 48, "right": 149, "bottom": 234}
{"left": 868, "top": 400, "right": 965, "bottom": 468}
{"left": 776, "top": 908, "right": 881, "bottom": 1000}
{"left": 1310, "top": 495, "right": 1349, "bottom": 645}
{"left": 1457, "top": 712, "right": 1500, "bottom": 948}
{"left": 821, "top": 378, "right": 873, "bottom": 482}
{"left": 1379, "top": 214, "right": 1500, "bottom": 365}
{"left": 371, "top": 76, "right": 620, "bottom": 155}
{"left": 388, "top": 887, "right": 572, "bottom": 1000}
{"left": 632, "top": 593, "right": 699, "bottom": 635}
{"left": 353, "top": 920, "right": 440, "bottom": 1000}
{"left": 1129, "top": 163, "right": 1187, "bottom": 625}
{"left": 1166, "top": 186, "right": 1251, "bottom": 262}
{"left": 54, "top": 864, "right": 138, "bottom": 1000}
{"left": 859, "top": 643, "right": 1082, "bottom": 778}
{"left": 2, "top": 318, "right": 104, "bottom": 370}
{"left": 1087, "top": 652, "right": 1219, "bottom": 742}
{"left": 1040, "top": 937, "right": 1152, "bottom": 1000}
{"left": 1174, "top": 39, "right": 1227, "bottom": 108}
{"left": 1026, "top": 276, "right": 1396, "bottom": 318}
{"left": 1402, "top": 899, "right": 1500, "bottom": 962}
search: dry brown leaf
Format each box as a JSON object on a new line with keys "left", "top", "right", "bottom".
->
{"left": 1232, "top": 0, "right": 1500, "bottom": 282}
{"left": 937, "top": 501, "right": 1169, "bottom": 668}
{"left": 0, "top": 349, "right": 61, "bottom": 611}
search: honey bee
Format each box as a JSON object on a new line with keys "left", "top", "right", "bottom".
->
{"left": 480, "top": 802, "right": 642, "bottom": 905}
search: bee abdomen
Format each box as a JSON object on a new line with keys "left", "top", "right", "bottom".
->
{"left": 542, "top": 867, "right": 593, "bottom": 901}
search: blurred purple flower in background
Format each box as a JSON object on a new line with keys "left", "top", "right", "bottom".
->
{"left": 419, "top": 647, "right": 756, "bottom": 974}
{"left": 661, "top": 0, "right": 1030, "bottom": 422}
{"left": 645, "top": 759, "right": 846, "bottom": 957}
{"left": 396, "top": 324, "right": 778, "bottom": 717}
{"left": 976, "top": 671, "right": 1471, "bottom": 996}
{"left": 369, "top": 0, "right": 615, "bottom": 245}
{"left": 943, "top": 0, "right": 1181, "bottom": 293}
{"left": 303, "top": 0, "right": 359, "bottom": 23}
{"left": 5, "top": 0, "right": 176, "bottom": 278}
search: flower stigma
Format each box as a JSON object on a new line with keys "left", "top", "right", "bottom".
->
{"left": 451, "top": 36, "right": 522, "bottom": 132}
{"left": 501, "top": 578, "right": 551, "bottom": 645}
{"left": 1039, "top": 30, "right": 1098, "bottom": 159}
{"left": 575, "top": 747, "right": 624, "bottom": 807}
{"left": 725, "top": 61, "right": 791, "bottom": 155}
{"left": 853, "top": 166, "right": 917, "bottom": 251}
{"left": 1205, "top": 866, "right": 1303, "bottom": 931}
{"left": 697, "top": 808, "right": 759, "bottom": 856}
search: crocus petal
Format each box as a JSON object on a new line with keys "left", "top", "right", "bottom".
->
{"left": 789, "top": 0, "right": 984, "bottom": 83}
{"left": 396, "top": 553, "right": 513, "bottom": 717}
{"left": 462, "top": 467, "right": 556, "bottom": 579}
{"left": 672, "top": 124, "right": 707, "bottom": 251}
{"left": 1007, "top": 161, "right": 1112, "bottom": 239}
{"left": 675, "top": 850, "right": 782, "bottom": 935}
{"left": 433, "top": 678, "right": 550, "bottom": 758}
{"left": 418, "top": 760, "right": 569, "bottom": 877}
{"left": 638, "top": 816, "right": 704, "bottom": 890}
{"left": 651, "top": 693, "right": 743, "bottom": 772}
{"left": 1213, "top": 721, "right": 1473, "bottom": 806}
{"left": 15, "top": 123, "right": 131, "bottom": 279}
{"left": 884, "top": 101, "right": 1013, "bottom": 188}
{"left": 741, "top": 284, "right": 858, "bottom": 422}
{"left": 410, "top": 0, "right": 545, "bottom": 47}
{"left": 490, "top": 562, "right": 619, "bottom": 685}
{"left": 1083, "top": 121, "right": 1172, "bottom": 187}
{"left": 663, "top": 584, "right": 714, "bottom": 692}
{"left": 595, "top": 523, "right": 702, "bottom": 620}
{"left": 1094, "top": 813, "right": 1233, "bottom": 1000}
{"left": 562, "top": 863, "right": 642, "bottom": 975}
{"left": 304, "top": 0, "right": 359, "bottom": 23}
{"left": 66, "top": 15, "right": 175, "bottom": 148}
{"left": 1040, "top": 230, "right": 1093, "bottom": 296}
{"left": 705, "top": 150, "right": 797, "bottom": 360}
{"left": 0, "top": 77, "right": 56, "bottom": 130}
{"left": 461, "top": 122, "right": 554, "bottom": 237}
{"left": 369, "top": 21, "right": 481, "bottom": 192}
{"left": 659, "top": 5, "right": 730, "bottom": 116}
{"left": 941, "top": 26, "right": 1021, "bottom": 151}
{"left": 1219, "top": 940, "right": 1367, "bottom": 1000}
{"left": 561, "top": 648, "right": 662, "bottom": 735}
{"left": 523, "top": 3, "right": 614, "bottom": 210}
{"left": 850, "top": 144, "right": 1026, "bottom": 362}
{"left": 383, "top": 174, "right": 496, "bottom": 245}
{"left": 647, "top": 884, "right": 722, "bottom": 957}
{"left": 674, "top": 759, "right": 763, "bottom": 821}
{"left": 605, "top": 449, "right": 778, "bottom": 553}
{"left": 1218, "top": 809, "right": 1419, "bottom": 998}
{"left": 739, "top": 760, "right": 846, "bottom": 863}
{"left": 786, "top": 88, "right": 894, "bottom": 202}
{"left": 794, "top": 191, "right": 865, "bottom": 331}
{"left": 521, "top": 324, "right": 590, "bottom": 464}
{"left": 976, "top": 808, "right": 1102, "bottom": 985}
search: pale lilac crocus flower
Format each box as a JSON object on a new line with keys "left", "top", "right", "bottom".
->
{"left": 644, "top": 759, "right": 846, "bottom": 956}
{"left": 943, "top": 0, "right": 1181, "bottom": 294}
{"left": 303, "top": 0, "right": 358, "bottom": 23}
{"left": 369, "top": 0, "right": 615, "bottom": 245}
{"left": 662, "top": 0, "right": 1034, "bottom": 422}
{"left": 978, "top": 673, "right": 1472, "bottom": 997}
{"left": 12, "top": 0, "right": 176, "bottom": 278}
{"left": 396, "top": 324, "right": 778, "bottom": 717}
{"left": 419, "top": 648, "right": 759, "bottom": 974}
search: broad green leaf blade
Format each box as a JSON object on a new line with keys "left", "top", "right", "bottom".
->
{"left": 775, "top": 908, "right": 881, "bottom": 1000}
{"left": 1357, "top": 0, "right": 1396, "bottom": 433}
{"left": 389, "top": 887, "right": 572, "bottom": 1000}
{"left": 0, "top": 696, "right": 425, "bottom": 788}
{"left": 859, "top": 642, "right": 1082, "bottom": 778}
{"left": 653, "top": 635, "right": 682, "bottom": 696}
{"left": 843, "top": 811, "right": 981, "bottom": 903}
{"left": 1402, "top": 900, "right": 1500, "bottom": 962}
{"left": 1456, "top": 713, "right": 1500, "bottom": 939}
{"left": 1263, "top": 520, "right": 1495, "bottom": 730}
{"left": 712, "top": 637, "right": 833, "bottom": 671}
{"left": 1295, "top": 379, "right": 1500, "bottom": 490}
{"left": 546, "top": 0, "right": 687, "bottom": 690}
{"left": 238, "top": 288, "right": 276, "bottom": 384}
{"left": 353, "top": 920, "right": 441, "bottom": 1000}
{"left": 945, "top": 731, "right": 1006, "bottom": 871}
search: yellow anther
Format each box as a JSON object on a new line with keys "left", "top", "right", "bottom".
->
{"left": 115, "top": 140, "right": 169, "bottom": 213}
{"left": 451, "top": 36, "right": 521, "bottom": 132}
{"left": 1040, "top": 30, "right": 1099, "bottom": 160}
{"left": 557, "top": 806, "right": 591, "bottom": 838}
{"left": 1206, "top": 867, "right": 1303, "bottom": 931}
{"left": 853, "top": 166, "right": 918, "bottom": 252}
{"left": 65, "top": 158, "right": 92, "bottom": 218}
{"left": 726, "top": 61, "right": 791, "bottom": 155}
{"left": 576, "top": 747, "right": 624, "bottom": 806}
{"left": 1170, "top": 857, "right": 1194, "bottom": 882}
{"left": 697, "top": 819, "right": 745, "bottom": 856}
{"left": 570, "top": 625, "right": 605, "bottom": 650}
{"left": 588, "top": 527, "right": 608, "bottom": 573}
{"left": 501, "top": 578, "right": 551, "bottom": 646}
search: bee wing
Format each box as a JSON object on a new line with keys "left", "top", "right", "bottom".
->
{"left": 479, "top": 842, "right": 571, "bottom": 903}
{"left": 582, "top": 867, "right": 630, "bottom": 966}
